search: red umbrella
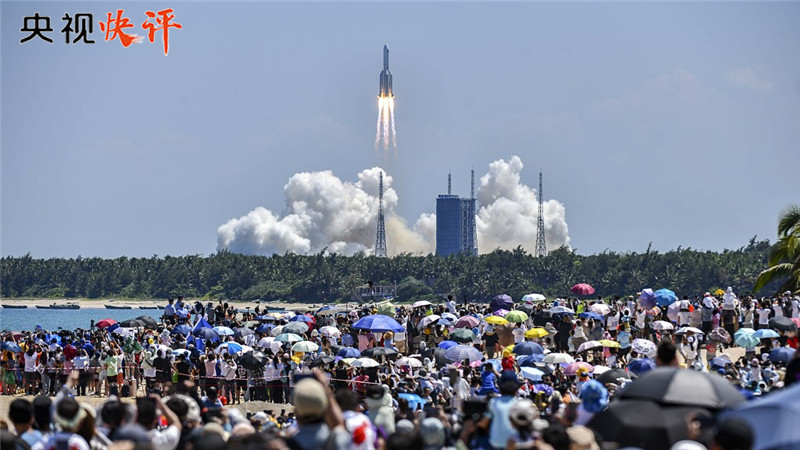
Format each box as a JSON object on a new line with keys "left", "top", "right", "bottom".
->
{"left": 96, "top": 318, "right": 117, "bottom": 329}
{"left": 571, "top": 283, "right": 595, "bottom": 295}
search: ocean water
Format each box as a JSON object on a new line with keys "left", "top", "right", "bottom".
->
{"left": 0, "top": 308, "right": 162, "bottom": 331}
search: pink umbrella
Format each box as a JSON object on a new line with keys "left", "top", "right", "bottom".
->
{"left": 564, "top": 361, "right": 594, "bottom": 376}
{"left": 455, "top": 316, "right": 479, "bottom": 329}
{"left": 571, "top": 283, "right": 595, "bottom": 295}
{"left": 96, "top": 319, "right": 117, "bottom": 329}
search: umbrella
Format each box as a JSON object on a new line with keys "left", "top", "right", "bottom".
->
{"left": 96, "top": 319, "right": 117, "bottom": 329}
{"left": 270, "top": 325, "right": 285, "bottom": 336}
{"left": 283, "top": 322, "right": 309, "bottom": 335}
{"left": 639, "top": 289, "right": 657, "bottom": 309}
{"left": 768, "top": 317, "right": 797, "bottom": 332}
{"left": 521, "top": 367, "right": 545, "bottom": 382}
{"left": 172, "top": 349, "right": 191, "bottom": 358}
{"left": 708, "top": 327, "right": 731, "bottom": 343}
{"left": 213, "top": 326, "right": 234, "bottom": 336}
{"left": 291, "top": 341, "right": 319, "bottom": 353}
{"left": 588, "top": 400, "right": 710, "bottom": 450}
{"left": 0, "top": 342, "right": 22, "bottom": 352}
{"left": 135, "top": 315, "right": 158, "bottom": 329}
{"left": 377, "top": 303, "right": 396, "bottom": 317}
{"left": 631, "top": 339, "right": 657, "bottom": 357}
{"left": 578, "top": 340, "right": 603, "bottom": 353}
{"left": 438, "top": 340, "right": 458, "bottom": 350}
{"left": 571, "top": 283, "right": 595, "bottom": 295}
{"left": 579, "top": 312, "right": 604, "bottom": 321}
{"left": 337, "top": 347, "right": 361, "bottom": 358}
{"left": 216, "top": 342, "right": 243, "bottom": 355}
{"left": 319, "top": 326, "right": 341, "bottom": 337}
{"left": 484, "top": 315, "right": 508, "bottom": 325}
{"left": 769, "top": 347, "right": 796, "bottom": 363}
{"left": 710, "top": 356, "right": 733, "bottom": 368}
{"left": 256, "top": 324, "right": 272, "bottom": 334}
{"left": 412, "top": 300, "right": 432, "bottom": 309}
{"left": 754, "top": 329, "right": 780, "bottom": 339}
{"left": 289, "top": 314, "right": 315, "bottom": 324}
{"left": 598, "top": 339, "right": 621, "bottom": 348}
{"left": 441, "top": 312, "right": 458, "bottom": 321}
{"left": 565, "top": 361, "right": 594, "bottom": 376}
{"left": 522, "top": 293, "right": 546, "bottom": 302}
{"left": 307, "top": 355, "right": 335, "bottom": 367}
{"left": 448, "top": 329, "right": 474, "bottom": 344}
{"left": 418, "top": 315, "right": 441, "bottom": 328}
{"left": 455, "top": 316, "right": 479, "bottom": 328}
{"left": 543, "top": 353, "right": 574, "bottom": 364}
{"left": 112, "top": 327, "right": 135, "bottom": 338}
{"left": 351, "top": 357, "right": 379, "bottom": 368}
{"left": 675, "top": 327, "right": 703, "bottom": 335}
{"left": 490, "top": 294, "right": 513, "bottom": 312}
{"left": 352, "top": 315, "right": 404, "bottom": 333}
{"left": 505, "top": 311, "right": 529, "bottom": 323}
{"left": 714, "top": 288, "right": 725, "bottom": 296}
{"left": 512, "top": 341, "right": 544, "bottom": 355}
{"left": 524, "top": 328, "right": 549, "bottom": 339}
{"left": 619, "top": 367, "right": 745, "bottom": 409}
{"left": 666, "top": 302, "right": 681, "bottom": 322}
{"left": 627, "top": 358, "right": 656, "bottom": 376}
{"left": 590, "top": 303, "right": 611, "bottom": 315}
{"left": 316, "top": 305, "right": 340, "bottom": 315}
{"left": 239, "top": 351, "right": 269, "bottom": 369}
{"left": 274, "top": 333, "right": 302, "bottom": 343}
{"left": 444, "top": 344, "right": 483, "bottom": 362}
{"left": 493, "top": 309, "right": 510, "bottom": 317}
{"left": 119, "top": 319, "right": 145, "bottom": 328}
{"left": 193, "top": 328, "right": 220, "bottom": 342}
{"left": 652, "top": 321, "right": 674, "bottom": 331}
{"left": 654, "top": 289, "right": 678, "bottom": 307}
{"left": 398, "top": 393, "right": 427, "bottom": 411}
{"left": 722, "top": 382, "right": 800, "bottom": 450}
{"left": 172, "top": 325, "right": 192, "bottom": 336}
{"left": 395, "top": 356, "right": 422, "bottom": 368}
{"left": 532, "top": 383, "right": 554, "bottom": 395}
{"left": 549, "top": 306, "right": 575, "bottom": 315}
{"left": 735, "top": 332, "right": 760, "bottom": 349}
{"left": 361, "top": 346, "right": 397, "bottom": 357}
{"left": 234, "top": 327, "right": 255, "bottom": 338}
{"left": 596, "top": 368, "right": 631, "bottom": 385}
{"left": 518, "top": 354, "right": 545, "bottom": 367}
{"left": 437, "top": 318, "right": 454, "bottom": 326}
{"left": 256, "top": 337, "right": 282, "bottom": 353}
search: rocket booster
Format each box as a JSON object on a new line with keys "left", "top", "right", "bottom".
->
{"left": 379, "top": 44, "right": 393, "bottom": 98}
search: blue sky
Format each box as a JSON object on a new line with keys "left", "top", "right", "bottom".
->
{"left": 2, "top": 1, "right": 799, "bottom": 258}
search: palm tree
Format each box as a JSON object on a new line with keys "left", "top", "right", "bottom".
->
{"left": 754, "top": 204, "right": 800, "bottom": 294}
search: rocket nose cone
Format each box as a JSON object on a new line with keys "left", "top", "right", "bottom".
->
{"left": 384, "top": 44, "right": 389, "bottom": 51}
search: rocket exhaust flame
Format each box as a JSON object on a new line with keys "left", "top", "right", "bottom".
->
{"left": 375, "top": 45, "right": 396, "bottom": 151}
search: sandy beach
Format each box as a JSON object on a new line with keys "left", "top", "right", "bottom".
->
{"left": 1, "top": 298, "right": 331, "bottom": 313}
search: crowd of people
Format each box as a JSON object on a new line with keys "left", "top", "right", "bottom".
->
{"left": 1, "top": 288, "right": 799, "bottom": 450}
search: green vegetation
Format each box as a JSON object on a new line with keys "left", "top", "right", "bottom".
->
{"left": 754, "top": 204, "right": 800, "bottom": 294}
{"left": 1, "top": 237, "right": 775, "bottom": 302}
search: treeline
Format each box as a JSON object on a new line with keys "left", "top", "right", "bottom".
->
{"left": 0, "top": 238, "right": 774, "bottom": 303}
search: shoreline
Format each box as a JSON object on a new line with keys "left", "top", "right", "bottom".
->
{"left": 0, "top": 298, "right": 359, "bottom": 312}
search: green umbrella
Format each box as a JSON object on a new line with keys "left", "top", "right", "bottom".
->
{"left": 377, "top": 303, "right": 396, "bottom": 317}
{"left": 451, "top": 328, "right": 476, "bottom": 343}
{"left": 505, "top": 311, "right": 529, "bottom": 323}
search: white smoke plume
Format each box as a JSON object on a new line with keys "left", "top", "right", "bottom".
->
{"left": 217, "top": 156, "right": 569, "bottom": 256}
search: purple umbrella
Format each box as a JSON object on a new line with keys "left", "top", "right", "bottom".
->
{"left": 455, "top": 316, "right": 480, "bottom": 328}
{"left": 352, "top": 315, "right": 404, "bottom": 333}
{"left": 639, "top": 289, "right": 657, "bottom": 309}
{"left": 490, "top": 294, "right": 513, "bottom": 312}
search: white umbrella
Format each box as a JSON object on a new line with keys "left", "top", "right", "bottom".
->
{"left": 631, "top": 339, "right": 657, "bottom": 357}
{"left": 256, "top": 337, "right": 283, "bottom": 353}
{"left": 270, "top": 325, "right": 285, "bottom": 337}
{"left": 319, "top": 326, "right": 341, "bottom": 337}
{"left": 291, "top": 341, "right": 319, "bottom": 353}
{"left": 521, "top": 367, "right": 545, "bottom": 381}
{"left": 543, "top": 353, "right": 574, "bottom": 364}
{"left": 667, "top": 302, "right": 682, "bottom": 322}
{"left": 675, "top": 327, "right": 704, "bottom": 335}
{"left": 522, "top": 293, "right": 547, "bottom": 302}
{"left": 592, "top": 365, "right": 612, "bottom": 375}
{"left": 577, "top": 340, "right": 603, "bottom": 353}
{"left": 412, "top": 300, "right": 432, "bottom": 309}
{"left": 419, "top": 315, "right": 441, "bottom": 328}
{"left": 351, "top": 358, "right": 380, "bottom": 368}
{"left": 590, "top": 303, "right": 611, "bottom": 315}
{"left": 550, "top": 306, "right": 575, "bottom": 314}
{"left": 441, "top": 313, "right": 458, "bottom": 321}
{"left": 653, "top": 321, "right": 674, "bottom": 331}
{"left": 395, "top": 357, "right": 422, "bottom": 368}
{"left": 113, "top": 327, "right": 135, "bottom": 337}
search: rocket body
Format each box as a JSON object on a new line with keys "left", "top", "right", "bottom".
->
{"left": 379, "top": 44, "right": 393, "bottom": 97}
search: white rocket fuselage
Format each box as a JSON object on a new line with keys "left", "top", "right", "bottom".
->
{"left": 379, "top": 45, "right": 393, "bottom": 98}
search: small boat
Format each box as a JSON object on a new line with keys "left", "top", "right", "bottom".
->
{"left": 105, "top": 305, "right": 132, "bottom": 309}
{"left": 138, "top": 305, "right": 163, "bottom": 309}
{"left": 36, "top": 302, "right": 80, "bottom": 310}
{"left": 2, "top": 305, "right": 27, "bottom": 309}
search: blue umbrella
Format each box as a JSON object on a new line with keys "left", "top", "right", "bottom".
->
{"left": 444, "top": 344, "right": 483, "bottom": 362}
{"left": 1, "top": 342, "right": 22, "bottom": 352}
{"left": 107, "top": 323, "right": 120, "bottom": 333}
{"left": 484, "top": 359, "right": 503, "bottom": 372}
{"left": 337, "top": 347, "right": 361, "bottom": 358}
{"left": 654, "top": 289, "right": 678, "bottom": 307}
{"left": 518, "top": 354, "right": 545, "bottom": 366}
{"left": 176, "top": 308, "right": 190, "bottom": 319}
{"left": 352, "top": 315, "right": 404, "bottom": 333}
{"left": 256, "top": 324, "right": 272, "bottom": 334}
{"left": 627, "top": 358, "right": 656, "bottom": 376}
{"left": 769, "top": 347, "right": 796, "bottom": 363}
{"left": 255, "top": 315, "right": 275, "bottom": 321}
{"left": 723, "top": 382, "right": 800, "bottom": 450}
{"left": 289, "top": 315, "right": 314, "bottom": 323}
{"left": 513, "top": 341, "right": 544, "bottom": 356}
{"left": 234, "top": 327, "right": 254, "bottom": 338}
{"left": 533, "top": 384, "right": 554, "bottom": 395}
{"left": 579, "top": 312, "right": 604, "bottom": 320}
{"left": 213, "top": 326, "right": 234, "bottom": 336}
{"left": 437, "top": 318, "right": 454, "bottom": 326}
{"left": 398, "top": 393, "right": 427, "bottom": 411}
{"left": 754, "top": 329, "right": 780, "bottom": 339}
{"left": 521, "top": 367, "right": 545, "bottom": 382}
{"left": 194, "top": 328, "right": 220, "bottom": 342}
{"left": 217, "top": 342, "right": 243, "bottom": 355}
{"left": 438, "top": 340, "right": 458, "bottom": 350}
{"left": 172, "top": 325, "right": 192, "bottom": 336}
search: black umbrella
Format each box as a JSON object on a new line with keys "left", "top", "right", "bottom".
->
{"left": 135, "top": 315, "right": 158, "bottom": 329}
{"left": 533, "top": 310, "right": 553, "bottom": 327}
{"left": 307, "top": 355, "right": 335, "bottom": 368}
{"left": 234, "top": 327, "right": 255, "bottom": 338}
{"left": 596, "top": 368, "right": 631, "bottom": 385}
{"left": 769, "top": 317, "right": 797, "bottom": 333}
{"left": 361, "top": 347, "right": 398, "bottom": 357}
{"left": 618, "top": 367, "right": 744, "bottom": 409}
{"left": 239, "top": 351, "right": 268, "bottom": 370}
{"left": 588, "top": 400, "right": 712, "bottom": 450}
{"left": 119, "top": 319, "right": 145, "bottom": 328}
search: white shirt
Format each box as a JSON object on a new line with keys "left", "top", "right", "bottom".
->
{"left": 149, "top": 425, "right": 181, "bottom": 450}
{"left": 757, "top": 308, "right": 771, "bottom": 325}
{"left": 606, "top": 315, "right": 619, "bottom": 331}
{"left": 24, "top": 352, "right": 38, "bottom": 372}
{"left": 772, "top": 304, "right": 784, "bottom": 318}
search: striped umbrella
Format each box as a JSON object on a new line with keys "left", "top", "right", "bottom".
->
{"left": 444, "top": 345, "right": 483, "bottom": 362}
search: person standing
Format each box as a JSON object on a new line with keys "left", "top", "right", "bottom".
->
{"left": 104, "top": 348, "right": 121, "bottom": 396}
{"left": 722, "top": 287, "right": 739, "bottom": 336}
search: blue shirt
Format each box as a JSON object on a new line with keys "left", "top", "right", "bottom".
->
{"left": 488, "top": 395, "right": 518, "bottom": 449}
{"left": 164, "top": 304, "right": 175, "bottom": 316}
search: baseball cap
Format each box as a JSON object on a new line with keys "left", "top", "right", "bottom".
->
{"left": 509, "top": 399, "right": 536, "bottom": 427}
{"left": 293, "top": 378, "right": 328, "bottom": 422}
{"left": 420, "top": 417, "right": 445, "bottom": 450}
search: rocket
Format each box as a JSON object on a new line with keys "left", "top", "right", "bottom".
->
{"left": 379, "top": 44, "right": 393, "bottom": 98}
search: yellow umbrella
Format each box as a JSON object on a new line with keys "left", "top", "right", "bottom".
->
{"left": 525, "top": 328, "right": 549, "bottom": 339}
{"left": 485, "top": 315, "right": 509, "bottom": 325}
{"left": 714, "top": 289, "right": 725, "bottom": 296}
{"left": 597, "top": 339, "right": 620, "bottom": 348}
{"left": 504, "top": 344, "right": 516, "bottom": 354}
